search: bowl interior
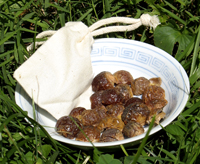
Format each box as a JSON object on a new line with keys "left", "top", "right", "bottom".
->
{"left": 15, "top": 38, "right": 189, "bottom": 149}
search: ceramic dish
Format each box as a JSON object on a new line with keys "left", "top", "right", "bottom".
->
{"left": 15, "top": 38, "right": 189, "bottom": 150}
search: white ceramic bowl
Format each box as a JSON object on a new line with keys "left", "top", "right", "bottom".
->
{"left": 15, "top": 38, "right": 189, "bottom": 150}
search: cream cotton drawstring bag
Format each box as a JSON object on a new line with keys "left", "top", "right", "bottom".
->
{"left": 14, "top": 14, "right": 160, "bottom": 120}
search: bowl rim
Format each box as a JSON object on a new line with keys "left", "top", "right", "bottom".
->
{"left": 15, "top": 38, "right": 190, "bottom": 148}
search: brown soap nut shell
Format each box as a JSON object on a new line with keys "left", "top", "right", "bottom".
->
{"left": 81, "top": 106, "right": 107, "bottom": 126}
{"left": 113, "top": 70, "right": 134, "bottom": 85}
{"left": 56, "top": 116, "right": 82, "bottom": 139}
{"left": 131, "top": 77, "right": 150, "bottom": 95}
{"left": 101, "top": 88, "right": 125, "bottom": 105}
{"left": 90, "top": 90, "right": 104, "bottom": 109}
{"left": 124, "top": 97, "right": 143, "bottom": 108}
{"left": 147, "top": 111, "right": 166, "bottom": 125}
{"left": 115, "top": 84, "right": 133, "bottom": 104}
{"left": 76, "top": 125, "right": 101, "bottom": 142}
{"left": 106, "top": 104, "right": 125, "bottom": 119}
{"left": 149, "top": 77, "right": 162, "bottom": 86}
{"left": 69, "top": 107, "right": 86, "bottom": 121}
{"left": 146, "top": 99, "right": 168, "bottom": 116}
{"left": 121, "top": 102, "right": 150, "bottom": 126}
{"left": 143, "top": 85, "right": 166, "bottom": 104}
{"left": 56, "top": 70, "right": 168, "bottom": 142}
{"left": 100, "top": 128, "right": 124, "bottom": 142}
{"left": 92, "top": 71, "right": 116, "bottom": 92}
{"left": 143, "top": 85, "right": 168, "bottom": 119}
{"left": 122, "top": 121, "right": 144, "bottom": 138}
{"left": 97, "top": 115, "right": 125, "bottom": 132}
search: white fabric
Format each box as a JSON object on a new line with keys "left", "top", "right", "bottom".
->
{"left": 14, "top": 14, "right": 160, "bottom": 120}
{"left": 14, "top": 22, "right": 94, "bottom": 119}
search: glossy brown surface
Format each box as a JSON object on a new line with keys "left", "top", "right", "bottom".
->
{"left": 69, "top": 107, "right": 86, "bottom": 121}
{"left": 76, "top": 126, "right": 101, "bottom": 142}
{"left": 146, "top": 99, "right": 168, "bottom": 116}
{"left": 147, "top": 111, "right": 166, "bottom": 125}
{"left": 92, "top": 71, "right": 116, "bottom": 92}
{"left": 154, "top": 111, "right": 166, "bottom": 125}
{"left": 106, "top": 104, "right": 125, "bottom": 119}
{"left": 131, "top": 77, "right": 150, "bottom": 95}
{"left": 90, "top": 90, "right": 104, "bottom": 109}
{"left": 81, "top": 106, "right": 107, "bottom": 126}
{"left": 143, "top": 85, "right": 168, "bottom": 123}
{"left": 100, "top": 128, "right": 124, "bottom": 142}
{"left": 124, "top": 97, "right": 143, "bottom": 107}
{"left": 56, "top": 116, "right": 82, "bottom": 139}
{"left": 93, "top": 105, "right": 107, "bottom": 120}
{"left": 143, "top": 85, "right": 166, "bottom": 103}
{"left": 113, "top": 70, "right": 134, "bottom": 85}
{"left": 122, "top": 121, "right": 144, "bottom": 138}
{"left": 56, "top": 71, "right": 168, "bottom": 142}
{"left": 101, "top": 88, "right": 125, "bottom": 105}
{"left": 121, "top": 102, "right": 150, "bottom": 126}
{"left": 115, "top": 84, "right": 133, "bottom": 104}
{"left": 97, "top": 115, "right": 125, "bottom": 132}
{"left": 149, "top": 77, "right": 162, "bottom": 86}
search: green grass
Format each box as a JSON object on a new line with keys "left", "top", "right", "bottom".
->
{"left": 0, "top": 0, "right": 200, "bottom": 163}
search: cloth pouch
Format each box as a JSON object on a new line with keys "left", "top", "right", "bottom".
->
{"left": 14, "top": 14, "right": 160, "bottom": 120}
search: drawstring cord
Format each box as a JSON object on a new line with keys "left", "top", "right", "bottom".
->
{"left": 27, "top": 14, "right": 160, "bottom": 52}
{"left": 89, "top": 14, "right": 160, "bottom": 36}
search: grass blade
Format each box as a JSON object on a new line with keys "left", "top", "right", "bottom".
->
{"left": 0, "top": 113, "right": 23, "bottom": 132}
{"left": 91, "top": 0, "right": 99, "bottom": 20}
{"left": 45, "top": 0, "right": 50, "bottom": 8}
{"left": 48, "top": 3, "right": 70, "bottom": 13}
{"left": 182, "top": 100, "right": 200, "bottom": 116}
{"left": 120, "top": 145, "right": 129, "bottom": 156}
{"left": 0, "top": 50, "right": 14, "bottom": 58}
{"left": 0, "top": 93, "right": 59, "bottom": 151}
{"left": 190, "top": 25, "right": 200, "bottom": 76}
{"left": 0, "top": 25, "right": 4, "bottom": 53}
{"left": 59, "top": 13, "right": 65, "bottom": 27}
{"left": 189, "top": 67, "right": 200, "bottom": 86}
{"left": 14, "top": 0, "right": 35, "bottom": 18}
{"left": 158, "top": 148, "right": 177, "bottom": 161}
{"left": 104, "top": 0, "right": 111, "bottom": 18}
{"left": 159, "top": 6, "right": 186, "bottom": 25}
{"left": 130, "top": 116, "right": 156, "bottom": 164}
{"left": 0, "top": 56, "right": 14, "bottom": 67}
{"left": 46, "top": 151, "right": 59, "bottom": 164}
{"left": 163, "top": 0, "right": 178, "bottom": 11}
{"left": 175, "top": 35, "right": 195, "bottom": 61}
{"left": 77, "top": 8, "right": 93, "bottom": 21}
{"left": 4, "top": 125, "right": 29, "bottom": 163}
{"left": 1, "top": 137, "right": 35, "bottom": 164}
{"left": 0, "top": 29, "right": 20, "bottom": 46}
